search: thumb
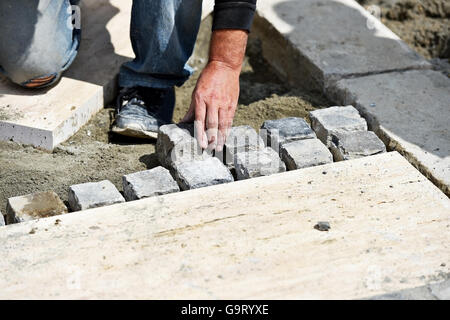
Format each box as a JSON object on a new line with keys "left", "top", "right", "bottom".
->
{"left": 180, "top": 100, "right": 195, "bottom": 123}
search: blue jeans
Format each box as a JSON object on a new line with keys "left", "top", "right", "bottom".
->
{"left": 0, "top": 0, "right": 203, "bottom": 88}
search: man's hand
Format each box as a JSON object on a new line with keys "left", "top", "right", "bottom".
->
{"left": 181, "top": 61, "right": 240, "bottom": 151}
{"left": 181, "top": 29, "right": 248, "bottom": 152}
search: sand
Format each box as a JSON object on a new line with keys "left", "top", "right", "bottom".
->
{"left": 357, "top": 0, "right": 449, "bottom": 60}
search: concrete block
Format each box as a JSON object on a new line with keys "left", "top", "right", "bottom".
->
{"left": 330, "top": 131, "right": 386, "bottom": 161}
{"left": 309, "top": 106, "right": 367, "bottom": 146}
{"left": 260, "top": 117, "right": 316, "bottom": 153}
{"left": 122, "top": 167, "right": 180, "bottom": 201}
{"left": 6, "top": 191, "right": 68, "bottom": 224}
{"left": 234, "top": 147, "right": 286, "bottom": 180}
{"left": 280, "top": 139, "right": 333, "bottom": 170}
{"left": 215, "top": 125, "right": 264, "bottom": 166}
{"left": 174, "top": 157, "right": 234, "bottom": 190}
{"left": 254, "top": 0, "right": 430, "bottom": 90}
{"left": 328, "top": 69, "right": 450, "bottom": 196}
{"left": 156, "top": 123, "right": 210, "bottom": 169}
{"left": 68, "top": 180, "right": 125, "bottom": 212}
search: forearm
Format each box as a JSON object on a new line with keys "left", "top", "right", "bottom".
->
{"left": 208, "top": 29, "right": 248, "bottom": 72}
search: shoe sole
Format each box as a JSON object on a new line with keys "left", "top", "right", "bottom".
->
{"left": 111, "top": 125, "right": 158, "bottom": 139}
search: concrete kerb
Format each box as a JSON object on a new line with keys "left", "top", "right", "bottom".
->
{"left": 252, "top": 0, "right": 431, "bottom": 91}
{"left": 253, "top": 1, "right": 448, "bottom": 196}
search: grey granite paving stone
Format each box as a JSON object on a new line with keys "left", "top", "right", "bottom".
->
{"left": 68, "top": 180, "right": 125, "bottom": 211}
{"left": 174, "top": 157, "right": 234, "bottom": 190}
{"left": 234, "top": 147, "right": 286, "bottom": 180}
{"left": 309, "top": 106, "right": 367, "bottom": 147}
{"left": 280, "top": 139, "right": 333, "bottom": 170}
{"left": 122, "top": 166, "right": 180, "bottom": 201}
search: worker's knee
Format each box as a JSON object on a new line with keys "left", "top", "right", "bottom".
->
{"left": 0, "top": 0, "right": 79, "bottom": 88}
{"left": 2, "top": 59, "right": 63, "bottom": 88}
{"left": 0, "top": 28, "right": 79, "bottom": 88}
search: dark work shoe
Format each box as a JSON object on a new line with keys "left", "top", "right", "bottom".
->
{"left": 112, "top": 86, "right": 175, "bottom": 139}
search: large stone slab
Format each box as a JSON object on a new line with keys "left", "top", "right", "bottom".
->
{"left": 0, "top": 0, "right": 134, "bottom": 150}
{"left": 328, "top": 69, "right": 450, "bottom": 196}
{"left": 0, "top": 152, "right": 449, "bottom": 299}
{"left": 253, "top": 0, "right": 430, "bottom": 90}
{"left": 0, "top": 212, "right": 4, "bottom": 226}
{"left": 6, "top": 191, "right": 68, "bottom": 224}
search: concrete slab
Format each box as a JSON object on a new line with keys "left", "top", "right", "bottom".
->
{"left": 253, "top": 0, "right": 430, "bottom": 90}
{"left": 328, "top": 69, "right": 450, "bottom": 196}
{"left": 0, "top": 1, "right": 214, "bottom": 151}
{"left": 0, "top": 152, "right": 449, "bottom": 299}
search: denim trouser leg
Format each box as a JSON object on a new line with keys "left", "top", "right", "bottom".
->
{"left": 0, "top": 0, "right": 80, "bottom": 87}
{"left": 119, "top": 0, "right": 203, "bottom": 89}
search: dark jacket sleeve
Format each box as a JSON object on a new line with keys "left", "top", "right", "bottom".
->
{"left": 213, "top": 0, "right": 257, "bottom": 32}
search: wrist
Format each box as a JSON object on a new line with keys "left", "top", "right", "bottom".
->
{"left": 206, "top": 59, "right": 242, "bottom": 73}
{"left": 208, "top": 29, "right": 248, "bottom": 72}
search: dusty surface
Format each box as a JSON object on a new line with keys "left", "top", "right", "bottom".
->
{"left": 0, "top": 17, "right": 330, "bottom": 214}
{"left": 357, "top": 0, "right": 449, "bottom": 60}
